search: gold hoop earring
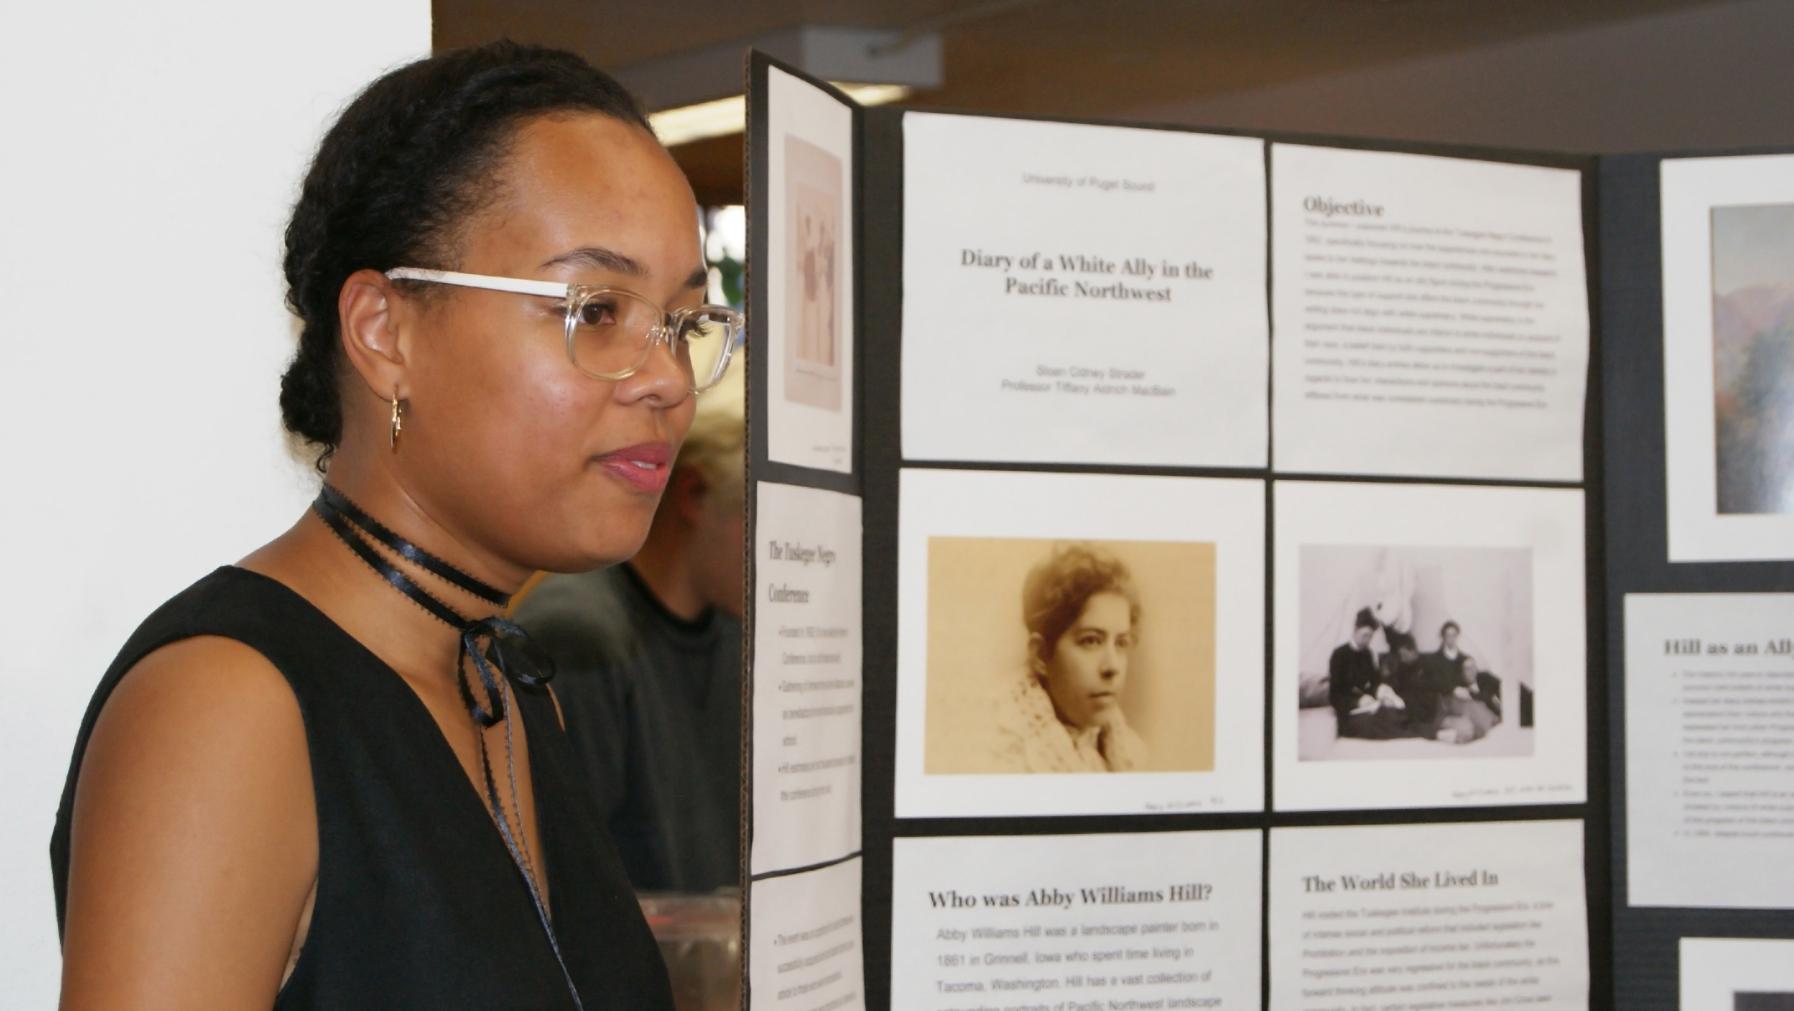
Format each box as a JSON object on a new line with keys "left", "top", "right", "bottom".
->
{"left": 389, "top": 391, "right": 404, "bottom": 452}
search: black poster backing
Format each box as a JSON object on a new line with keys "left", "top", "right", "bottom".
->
{"left": 739, "top": 51, "right": 1794, "bottom": 1011}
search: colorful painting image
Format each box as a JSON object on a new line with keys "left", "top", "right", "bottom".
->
{"left": 1711, "top": 202, "right": 1794, "bottom": 514}
{"left": 783, "top": 135, "right": 843, "bottom": 411}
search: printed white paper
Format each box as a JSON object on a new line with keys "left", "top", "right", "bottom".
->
{"left": 1269, "top": 820, "right": 1589, "bottom": 1010}
{"left": 765, "top": 68, "right": 855, "bottom": 474}
{"left": 891, "top": 831, "right": 1262, "bottom": 1010}
{"left": 902, "top": 112, "right": 1268, "bottom": 468}
{"left": 1270, "top": 144, "right": 1589, "bottom": 481}
{"left": 1272, "top": 481, "right": 1587, "bottom": 812}
{"left": 1681, "top": 937, "right": 1794, "bottom": 1011}
{"left": 1661, "top": 154, "right": 1794, "bottom": 561}
{"left": 895, "top": 468, "right": 1265, "bottom": 818}
{"left": 1625, "top": 592, "right": 1794, "bottom": 909}
{"left": 751, "top": 482, "right": 862, "bottom": 874}
{"left": 749, "top": 858, "right": 866, "bottom": 1011}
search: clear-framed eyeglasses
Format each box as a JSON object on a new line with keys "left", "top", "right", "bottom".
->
{"left": 385, "top": 267, "right": 744, "bottom": 395}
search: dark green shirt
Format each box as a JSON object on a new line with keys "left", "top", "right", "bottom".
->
{"left": 514, "top": 564, "right": 741, "bottom": 894}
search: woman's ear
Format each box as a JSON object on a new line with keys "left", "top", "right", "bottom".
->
{"left": 1027, "top": 632, "right": 1048, "bottom": 676}
{"left": 337, "top": 268, "right": 410, "bottom": 400}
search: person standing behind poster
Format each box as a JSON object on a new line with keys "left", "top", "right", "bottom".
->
{"left": 514, "top": 385, "right": 744, "bottom": 893}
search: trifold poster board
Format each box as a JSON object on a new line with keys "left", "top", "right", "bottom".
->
{"left": 741, "top": 51, "right": 1794, "bottom": 1011}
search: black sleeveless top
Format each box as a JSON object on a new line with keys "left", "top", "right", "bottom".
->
{"left": 49, "top": 566, "right": 675, "bottom": 1010}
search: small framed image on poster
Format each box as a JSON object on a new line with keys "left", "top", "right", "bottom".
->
{"left": 782, "top": 135, "right": 844, "bottom": 414}
{"left": 1271, "top": 480, "right": 1587, "bottom": 812}
{"left": 1661, "top": 153, "right": 1794, "bottom": 561}
{"left": 894, "top": 468, "right": 1265, "bottom": 818}
{"left": 1681, "top": 938, "right": 1794, "bottom": 1011}
{"left": 764, "top": 67, "right": 855, "bottom": 474}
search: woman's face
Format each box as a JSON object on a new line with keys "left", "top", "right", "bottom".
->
{"left": 1040, "top": 591, "right": 1134, "bottom": 730}
{"left": 392, "top": 113, "right": 704, "bottom": 574}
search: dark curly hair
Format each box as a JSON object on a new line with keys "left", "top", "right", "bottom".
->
{"left": 279, "top": 41, "right": 651, "bottom": 468}
{"left": 1022, "top": 543, "right": 1141, "bottom": 661}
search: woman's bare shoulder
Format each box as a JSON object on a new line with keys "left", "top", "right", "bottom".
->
{"left": 78, "top": 636, "right": 311, "bottom": 795}
{"left": 61, "top": 636, "right": 317, "bottom": 1008}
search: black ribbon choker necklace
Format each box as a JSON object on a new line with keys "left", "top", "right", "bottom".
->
{"left": 311, "top": 485, "right": 585, "bottom": 1011}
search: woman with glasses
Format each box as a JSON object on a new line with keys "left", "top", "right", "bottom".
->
{"left": 50, "top": 43, "right": 737, "bottom": 1009}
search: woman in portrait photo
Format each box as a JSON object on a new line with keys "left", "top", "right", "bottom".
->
{"left": 990, "top": 543, "right": 1150, "bottom": 773}
{"left": 51, "top": 43, "right": 742, "bottom": 1009}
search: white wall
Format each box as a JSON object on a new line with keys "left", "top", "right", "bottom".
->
{"left": 1129, "top": 0, "right": 1794, "bottom": 153}
{"left": 0, "top": 1, "right": 430, "bottom": 1002}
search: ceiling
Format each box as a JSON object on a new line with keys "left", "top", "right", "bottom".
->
{"left": 435, "top": 0, "right": 1734, "bottom": 205}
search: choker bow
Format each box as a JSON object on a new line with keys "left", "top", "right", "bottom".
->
{"left": 311, "top": 484, "right": 556, "bottom": 722}
{"left": 311, "top": 485, "right": 584, "bottom": 1011}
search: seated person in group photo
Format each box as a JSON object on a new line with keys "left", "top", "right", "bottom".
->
{"left": 511, "top": 386, "right": 745, "bottom": 896}
{"left": 1437, "top": 653, "right": 1502, "bottom": 745}
{"left": 1380, "top": 629, "right": 1441, "bottom": 736}
{"left": 1423, "top": 619, "right": 1469, "bottom": 687}
{"left": 1327, "top": 614, "right": 1508, "bottom": 746}
{"left": 1424, "top": 620, "right": 1503, "bottom": 744}
{"left": 1328, "top": 608, "right": 1411, "bottom": 740}
{"left": 989, "top": 543, "right": 1150, "bottom": 773}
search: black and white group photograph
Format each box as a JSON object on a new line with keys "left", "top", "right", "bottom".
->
{"left": 1272, "top": 480, "right": 1585, "bottom": 813}
{"left": 1294, "top": 544, "right": 1536, "bottom": 761}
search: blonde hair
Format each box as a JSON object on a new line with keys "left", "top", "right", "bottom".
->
{"left": 676, "top": 363, "right": 744, "bottom": 503}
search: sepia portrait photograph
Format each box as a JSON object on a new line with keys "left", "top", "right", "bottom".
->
{"left": 895, "top": 469, "right": 1266, "bottom": 818}
{"left": 1294, "top": 544, "right": 1535, "bottom": 762}
{"left": 781, "top": 134, "right": 844, "bottom": 412}
{"left": 1710, "top": 202, "right": 1794, "bottom": 516}
{"left": 923, "top": 537, "right": 1217, "bottom": 777}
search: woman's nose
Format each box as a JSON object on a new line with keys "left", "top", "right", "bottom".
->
{"left": 616, "top": 326, "right": 692, "bottom": 408}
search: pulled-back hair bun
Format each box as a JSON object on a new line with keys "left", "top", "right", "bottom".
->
{"left": 279, "top": 41, "right": 650, "bottom": 468}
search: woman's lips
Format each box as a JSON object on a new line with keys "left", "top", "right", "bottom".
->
{"left": 594, "top": 442, "right": 672, "bottom": 493}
